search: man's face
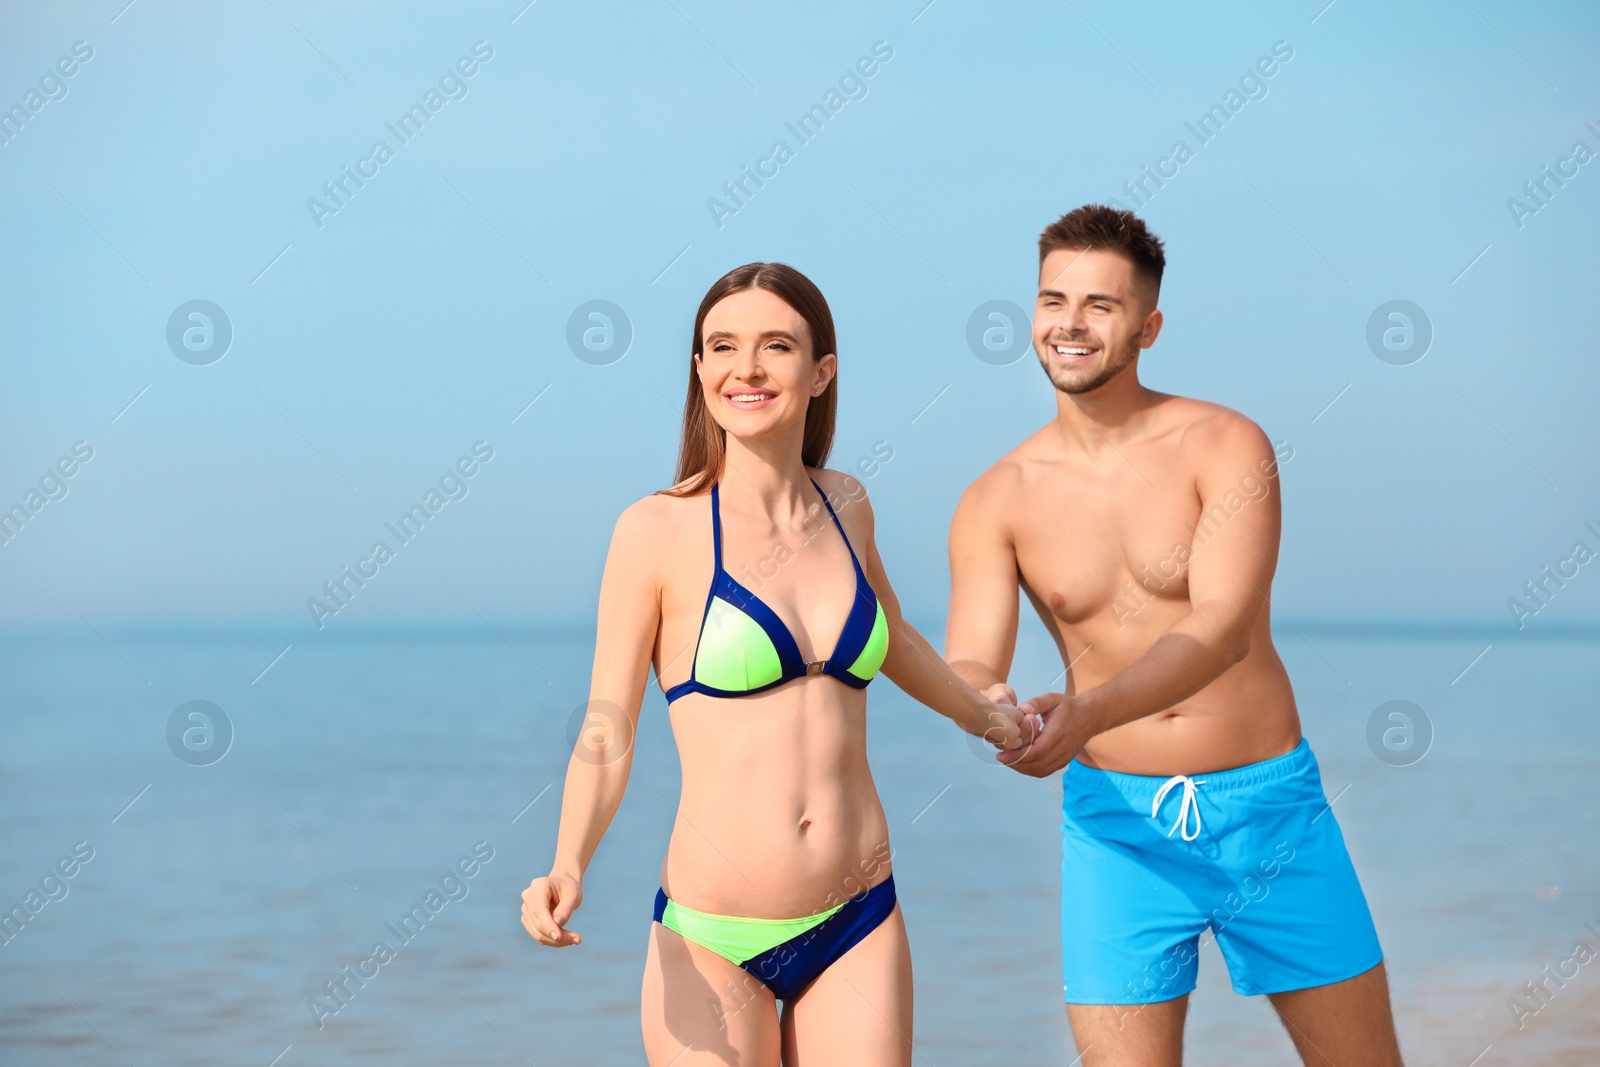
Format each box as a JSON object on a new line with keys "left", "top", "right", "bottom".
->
{"left": 1033, "top": 248, "right": 1159, "bottom": 395}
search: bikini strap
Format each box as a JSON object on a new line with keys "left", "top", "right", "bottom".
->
{"left": 809, "top": 479, "right": 862, "bottom": 565}
{"left": 710, "top": 481, "right": 724, "bottom": 571}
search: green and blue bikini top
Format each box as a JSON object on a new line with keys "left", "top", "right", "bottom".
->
{"left": 664, "top": 478, "right": 889, "bottom": 704}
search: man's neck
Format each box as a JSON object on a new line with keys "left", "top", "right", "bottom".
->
{"left": 1050, "top": 364, "right": 1157, "bottom": 454}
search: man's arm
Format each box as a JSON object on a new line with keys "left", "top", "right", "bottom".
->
{"left": 945, "top": 467, "right": 1021, "bottom": 702}
{"left": 1001, "top": 415, "right": 1282, "bottom": 775}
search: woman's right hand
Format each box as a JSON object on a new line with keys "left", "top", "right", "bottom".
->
{"left": 521, "top": 872, "right": 583, "bottom": 947}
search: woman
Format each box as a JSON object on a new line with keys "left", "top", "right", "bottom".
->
{"left": 521, "top": 262, "right": 1032, "bottom": 1066}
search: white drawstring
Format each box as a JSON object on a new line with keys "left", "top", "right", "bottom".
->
{"left": 1151, "top": 775, "right": 1208, "bottom": 841}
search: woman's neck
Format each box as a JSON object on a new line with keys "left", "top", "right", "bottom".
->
{"left": 720, "top": 432, "right": 815, "bottom": 517}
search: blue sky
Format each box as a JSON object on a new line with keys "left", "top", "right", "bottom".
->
{"left": 2, "top": 0, "right": 1597, "bottom": 635}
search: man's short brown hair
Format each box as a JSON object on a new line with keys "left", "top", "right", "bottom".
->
{"left": 1038, "top": 205, "right": 1166, "bottom": 302}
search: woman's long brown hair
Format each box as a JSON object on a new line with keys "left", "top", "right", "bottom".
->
{"left": 661, "top": 262, "right": 838, "bottom": 497}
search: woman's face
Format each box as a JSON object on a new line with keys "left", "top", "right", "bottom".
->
{"left": 696, "top": 287, "right": 835, "bottom": 441}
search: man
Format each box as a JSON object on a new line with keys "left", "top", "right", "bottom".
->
{"left": 945, "top": 205, "right": 1402, "bottom": 1066}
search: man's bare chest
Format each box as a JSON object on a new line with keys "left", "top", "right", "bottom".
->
{"left": 1011, "top": 471, "right": 1201, "bottom": 624}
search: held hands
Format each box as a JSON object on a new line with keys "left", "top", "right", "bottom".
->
{"left": 521, "top": 872, "right": 583, "bottom": 948}
{"left": 996, "top": 691, "right": 1091, "bottom": 777}
{"left": 961, "top": 686, "right": 1033, "bottom": 752}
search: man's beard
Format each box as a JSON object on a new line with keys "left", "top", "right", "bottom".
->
{"left": 1038, "top": 334, "right": 1141, "bottom": 396}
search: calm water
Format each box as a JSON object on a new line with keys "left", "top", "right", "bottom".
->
{"left": 1, "top": 623, "right": 1596, "bottom": 1065}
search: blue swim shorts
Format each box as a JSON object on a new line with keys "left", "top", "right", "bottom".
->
{"left": 1059, "top": 737, "right": 1382, "bottom": 1004}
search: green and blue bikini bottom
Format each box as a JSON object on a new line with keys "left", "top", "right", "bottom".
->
{"left": 653, "top": 875, "right": 897, "bottom": 1000}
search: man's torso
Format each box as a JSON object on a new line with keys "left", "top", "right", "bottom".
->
{"left": 1000, "top": 393, "right": 1301, "bottom": 774}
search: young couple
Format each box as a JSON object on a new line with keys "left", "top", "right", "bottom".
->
{"left": 521, "top": 206, "right": 1404, "bottom": 1066}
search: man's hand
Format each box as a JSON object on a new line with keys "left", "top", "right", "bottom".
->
{"left": 521, "top": 872, "right": 583, "bottom": 947}
{"left": 997, "top": 692, "right": 1094, "bottom": 777}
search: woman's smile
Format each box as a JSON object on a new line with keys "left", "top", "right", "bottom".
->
{"left": 723, "top": 388, "right": 778, "bottom": 411}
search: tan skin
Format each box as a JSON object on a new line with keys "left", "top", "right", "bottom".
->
{"left": 521, "top": 286, "right": 1029, "bottom": 1067}
{"left": 945, "top": 248, "right": 1403, "bottom": 1066}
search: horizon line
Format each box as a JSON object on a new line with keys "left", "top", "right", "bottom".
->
{"left": 3, "top": 616, "right": 1597, "bottom": 643}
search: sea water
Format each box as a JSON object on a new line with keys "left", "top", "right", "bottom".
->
{"left": 1, "top": 622, "right": 1595, "bottom": 1065}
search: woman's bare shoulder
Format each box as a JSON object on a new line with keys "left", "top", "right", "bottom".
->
{"left": 620, "top": 489, "right": 704, "bottom": 531}
{"left": 615, "top": 487, "right": 705, "bottom": 545}
{"left": 806, "top": 466, "right": 876, "bottom": 541}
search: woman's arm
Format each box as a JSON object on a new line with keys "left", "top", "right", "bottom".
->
{"left": 831, "top": 474, "right": 1026, "bottom": 749}
{"left": 521, "top": 498, "right": 663, "bottom": 947}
